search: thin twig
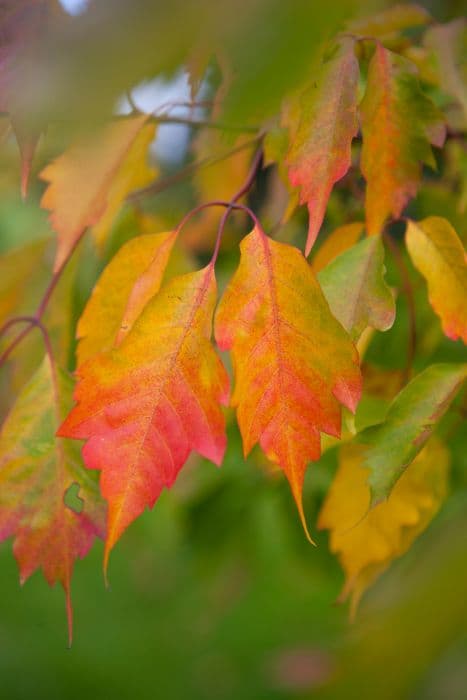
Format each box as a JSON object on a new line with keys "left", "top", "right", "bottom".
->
{"left": 128, "top": 132, "right": 263, "bottom": 203}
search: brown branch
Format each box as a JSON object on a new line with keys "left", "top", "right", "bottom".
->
{"left": 128, "top": 132, "right": 264, "bottom": 203}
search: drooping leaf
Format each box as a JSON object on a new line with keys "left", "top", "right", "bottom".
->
{"left": 77, "top": 231, "right": 177, "bottom": 365}
{"left": 360, "top": 44, "right": 445, "bottom": 235}
{"left": 0, "top": 358, "right": 106, "bottom": 644}
{"left": 318, "top": 437, "right": 449, "bottom": 617}
{"left": 284, "top": 39, "right": 359, "bottom": 254}
{"left": 319, "top": 236, "right": 395, "bottom": 340}
{"left": 91, "top": 122, "right": 157, "bottom": 248}
{"left": 215, "top": 226, "right": 362, "bottom": 538}
{"left": 423, "top": 19, "right": 467, "bottom": 127}
{"left": 405, "top": 217, "right": 467, "bottom": 344}
{"left": 311, "top": 221, "right": 364, "bottom": 273}
{"left": 40, "top": 114, "right": 156, "bottom": 271}
{"left": 357, "top": 363, "right": 466, "bottom": 504}
{"left": 59, "top": 265, "right": 229, "bottom": 570}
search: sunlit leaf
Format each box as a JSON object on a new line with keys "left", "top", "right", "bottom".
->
{"left": 77, "top": 231, "right": 176, "bottom": 365}
{"left": 59, "top": 265, "right": 229, "bottom": 571}
{"left": 405, "top": 217, "right": 467, "bottom": 344}
{"left": 318, "top": 437, "right": 449, "bottom": 617}
{"left": 215, "top": 225, "right": 362, "bottom": 538}
{"left": 40, "top": 114, "right": 156, "bottom": 270}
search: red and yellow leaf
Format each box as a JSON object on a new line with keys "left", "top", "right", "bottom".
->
{"left": 318, "top": 438, "right": 449, "bottom": 617}
{"left": 405, "top": 217, "right": 467, "bottom": 343}
{"left": 284, "top": 39, "right": 359, "bottom": 254}
{"left": 77, "top": 231, "right": 177, "bottom": 365}
{"left": 40, "top": 114, "right": 156, "bottom": 270}
{"left": 360, "top": 45, "right": 445, "bottom": 235}
{"left": 0, "top": 358, "right": 106, "bottom": 644}
{"left": 215, "top": 226, "right": 362, "bottom": 538}
{"left": 59, "top": 265, "right": 229, "bottom": 570}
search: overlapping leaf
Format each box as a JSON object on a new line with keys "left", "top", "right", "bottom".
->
{"left": 357, "top": 363, "right": 466, "bottom": 504}
{"left": 215, "top": 226, "right": 362, "bottom": 537}
{"left": 0, "top": 358, "right": 106, "bottom": 643}
{"left": 318, "top": 236, "right": 395, "bottom": 340}
{"left": 77, "top": 231, "right": 177, "bottom": 365}
{"left": 59, "top": 265, "right": 229, "bottom": 569}
{"left": 424, "top": 19, "right": 467, "bottom": 127}
{"left": 318, "top": 437, "right": 449, "bottom": 616}
{"left": 311, "top": 222, "right": 364, "bottom": 273}
{"left": 284, "top": 39, "right": 359, "bottom": 254}
{"left": 405, "top": 217, "right": 467, "bottom": 344}
{"left": 360, "top": 45, "right": 445, "bottom": 235}
{"left": 40, "top": 114, "right": 156, "bottom": 270}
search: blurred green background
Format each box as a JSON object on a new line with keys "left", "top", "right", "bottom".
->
{"left": 0, "top": 0, "right": 466, "bottom": 698}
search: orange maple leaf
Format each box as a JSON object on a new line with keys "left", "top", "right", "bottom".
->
{"left": 215, "top": 226, "right": 362, "bottom": 539}
{"left": 59, "top": 265, "right": 229, "bottom": 573}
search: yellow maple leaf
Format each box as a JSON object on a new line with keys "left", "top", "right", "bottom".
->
{"left": 40, "top": 115, "right": 156, "bottom": 270}
{"left": 318, "top": 437, "right": 449, "bottom": 617}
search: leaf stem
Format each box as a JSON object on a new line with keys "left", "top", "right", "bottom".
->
{"left": 128, "top": 132, "right": 264, "bottom": 203}
{"left": 211, "top": 147, "right": 264, "bottom": 265}
{"left": 0, "top": 230, "right": 86, "bottom": 369}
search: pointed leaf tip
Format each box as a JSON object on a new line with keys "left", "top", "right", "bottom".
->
{"left": 215, "top": 226, "right": 361, "bottom": 532}
{"left": 60, "top": 265, "right": 229, "bottom": 555}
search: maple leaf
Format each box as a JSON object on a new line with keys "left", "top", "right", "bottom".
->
{"left": 284, "top": 39, "right": 359, "bottom": 254}
{"left": 215, "top": 226, "right": 362, "bottom": 539}
{"left": 59, "top": 265, "right": 229, "bottom": 571}
{"left": 77, "top": 231, "right": 177, "bottom": 365}
{"left": 0, "top": 358, "right": 106, "bottom": 644}
{"left": 318, "top": 437, "right": 449, "bottom": 617}
{"left": 311, "top": 222, "right": 364, "bottom": 273}
{"left": 318, "top": 236, "right": 396, "bottom": 340}
{"left": 405, "top": 217, "right": 467, "bottom": 344}
{"left": 357, "top": 363, "right": 466, "bottom": 504}
{"left": 360, "top": 44, "right": 445, "bottom": 235}
{"left": 40, "top": 114, "right": 156, "bottom": 271}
